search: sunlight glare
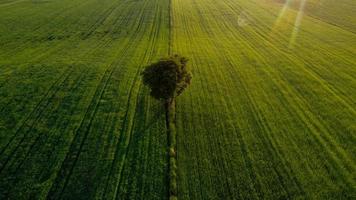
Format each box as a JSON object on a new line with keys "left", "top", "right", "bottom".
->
{"left": 289, "top": 0, "right": 307, "bottom": 48}
{"left": 273, "top": 0, "right": 292, "bottom": 29}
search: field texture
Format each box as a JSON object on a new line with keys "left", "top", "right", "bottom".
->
{"left": 0, "top": 0, "right": 169, "bottom": 199}
{"left": 0, "top": 0, "right": 355, "bottom": 199}
{"left": 173, "top": 0, "right": 355, "bottom": 199}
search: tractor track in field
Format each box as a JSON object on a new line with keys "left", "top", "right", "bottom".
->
{"left": 0, "top": 0, "right": 129, "bottom": 150}
{"left": 101, "top": 1, "right": 166, "bottom": 198}
{"left": 0, "top": 0, "right": 115, "bottom": 97}
{"left": 173, "top": 0, "right": 355, "bottom": 199}
{"left": 240, "top": 28, "right": 356, "bottom": 171}
{"left": 214, "top": 39, "right": 301, "bottom": 197}
{"left": 114, "top": 4, "right": 163, "bottom": 196}
{"left": 216, "top": 0, "right": 356, "bottom": 166}
{"left": 258, "top": 26, "right": 356, "bottom": 115}
{"left": 0, "top": 66, "right": 75, "bottom": 172}
{"left": 239, "top": 36, "right": 355, "bottom": 186}
{"left": 176, "top": 0, "right": 296, "bottom": 197}
{"left": 0, "top": 10, "right": 119, "bottom": 156}
{"left": 0, "top": 0, "right": 89, "bottom": 58}
{"left": 0, "top": 0, "right": 355, "bottom": 199}
{"left": 50, "top": 66, "right": 117, "bottom": 198}
{"left": 1, "top": 0, "right": 138, "bottom": 195}
{"left": 46, "top": 0, "right": 167, "bottom": 198}
{"left": 0, "top": 67, "right": 90, "bottom": 186}
{"left": 224, "top": 57, "right": 307, "bottom": 198}
{"left": 226, "top": 19, "right": 356, "bottom": 186}
{"left": 47, "top": 32, "right": 140, "bottom": 200}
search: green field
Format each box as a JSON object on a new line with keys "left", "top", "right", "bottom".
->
{"left": 0, "top": 0, "right": 355, "bottom": 199}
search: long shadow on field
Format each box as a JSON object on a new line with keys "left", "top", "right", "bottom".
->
{"left": 115, "top": 95, "right": 168, "bottom": 199}
{"left": 136, "top": 102, "right": 165, "bottom": 135}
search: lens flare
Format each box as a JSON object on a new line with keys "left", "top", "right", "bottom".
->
{"left": 289, "top": 0, "right": 307, "bottom": 48}
{"left": 273, "top": 0, "right": 293, "bottom": 29}
{"left": 269, "top": 0, "right": 293, "bottom": 41}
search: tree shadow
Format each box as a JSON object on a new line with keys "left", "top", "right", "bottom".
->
{"left": 137, "top": 106, "right": 165, "bottom": 134}
{"left": 133, "top": 94, "right": 166, "bottom": 139}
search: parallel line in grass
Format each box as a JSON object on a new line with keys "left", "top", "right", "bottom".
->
{"left": 42, "top": 0, "right": 152, "bottom": 197}
{"left": 0, "top": 5, "right": 124, "bottom": 155}
{"left": 0, "top": 67, "right": 91, "bottom": 194}
{"left": 0, "top": 0, "right": 169, "bottom": 198}
{"left": 137, "top": 8, "right": 168, "bottom": 198}
{"left": 302, "top": 10, "right": 356, "bottom": 35}
{"left": 178, "top": 1, "right": 268, "bottom": 198}
{"left": 23, "top": 69, "right": 104, "bottom": 199}
{"left": 0, "top": 65, "right": 97, "bottom": 198}
{"left": 0, "top": 0, "right": 26, "bottom": 8}
{"left": 239, "top": 0, "right": 352, "bottom": 103}
{"left": 1, "top": 33, "right": 109, "bottom": 107}
{"left": 257, "top": 26, "right": 356, "bottom": 115}
{"left": 101, "top": 1, "right": 166, "bottom": 198}
{"left": 114, "top": 2, "right": 165, "bottom": 197}
{"left": 237, "top": 31, "right": 355, "bottom": 186}
{"left": 174, "top": 1, "right": 260, "bottom": 197}
{"left": 168, "top": 0, "right": 173, "bottom": 55}
{"left": 0, "top": 1, "right": 109, "bottom": 56}
{"left": 256, "top": 34, "right": 354, "bottom": 170}
{"left": 43, "top": 2, "right": 144, "bottom": 195}
{"left": 242, "top": 24, "right": 356, "bottom": 167}
{"left": 0, "top": 0, "right": 122, "bottom": 66}
{"left": 220, "top": 53, "right": 308, "bottom": 198}
{"left": 175, "top": 0, "right": 292, "bottom": 197}
{"left": 47, "top": 34, "right": 141, "bottom": 198}
{"left": 207, "top": 52, "right": 288, "bottom": 198}
{"left": 0, "top": 66, "right": 75, "bottom": 172}
{"left": 47, "top": 68, "right": 116, "bottom": 198}
{"left": 141, "top": 102, "right": 153, "bottom": 198}
{"left": 138, "top": 97, "right": 166, "bottom": 198}
{"left": 0, "top": 0, "right": 91, "bottom": 58}
{"left": 234, "top": 18, "right": 353, "bottom": 160}
{"left": 224, "top": 0, "right": 356, "bottom": 72}
{"left": 250, "top": 1, "right": 356, "bottom": 81}
{"left": 57, "top": 69, "right": 114, "bottom": 198}
{"left": 174, "top": 0, "right": 354, "bottom": 198}
{"left": 0, "top": 32, "right": 118, "bottom": 155}
{"left": 178, "top": 88, "right": 206, "bottom": 199}
{"left": 60, "top": 1, "right": 154, "bottom": 197}
{"left": 173, "top": 5, "right": 239, "bottom": 198}
{"left": 0, "top": 37, "right": 94, "bottom": 120}
{"left": 79, "top": 0, "right": 122, "bottom": 40}
{"left": 87, "top": 4, "right": 148, "bottom": 194}
{"left": 239, "top": 39, "right": 355, "bottom": 187}
{"left": 198, "top": 58, "right": 263, "bottom": 199}
{"left": 173, "top": 2, "right": 213, "bottom": 199}
{"left": 89, "top": 19, "right": 146, "bottom": 200}
{"left": 218, "top": 0, "right": 356, "bottom": 167}
{"left": 138, "top": 20, "right": 166, "bottom": 198}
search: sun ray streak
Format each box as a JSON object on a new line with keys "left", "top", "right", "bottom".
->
{"left": 289, "top": 0, "right": 307, "bottom": 48}
{"left": 273, "top": 0, "right": 293, "bottom": 29}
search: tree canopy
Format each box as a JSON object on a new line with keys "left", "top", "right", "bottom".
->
{"left": 142, "top": 55, "right": 192, "bottom": 101}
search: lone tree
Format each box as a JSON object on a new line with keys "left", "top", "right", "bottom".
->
{"left": 142, "top": 54, "right": 191, "bottom": 199}
{"left": 142, "top": 54, "right": 192, "bottom": 109}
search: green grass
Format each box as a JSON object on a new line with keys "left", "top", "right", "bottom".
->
{"left": 0, "top": 0, "right": 355, "bottom": 199}
{"left": 0, "top": 0, "right": 169, "bottom": 199}
{"left": 173, "top": 0, "right": 355, "bottom": 199}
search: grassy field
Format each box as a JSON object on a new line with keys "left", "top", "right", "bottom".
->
{"left": 0, "top": 0, "right": 355, "bottom": 199}
{"left": 173, "top": 0, "right": 355, "bottom": 199}
{"left": 0, "top": 0, "right": 169, "bottom": 199}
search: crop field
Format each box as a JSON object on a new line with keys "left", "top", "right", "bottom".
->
{"left": 0, "top": 0, "right": 355, "bottom": 199}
